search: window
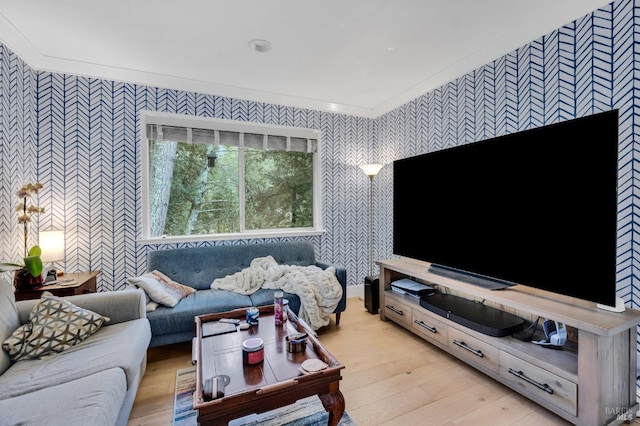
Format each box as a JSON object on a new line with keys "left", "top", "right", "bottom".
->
{"left": 141, "top": 113, "right": 323, "bottom": 242}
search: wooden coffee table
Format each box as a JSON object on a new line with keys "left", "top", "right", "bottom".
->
{"left": 192, "top": 305, "right": 345, "bottom": 426}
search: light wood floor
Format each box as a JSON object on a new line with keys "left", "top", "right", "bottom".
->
{"left": 127, "top": 297, "right": 573, "bottom": 426}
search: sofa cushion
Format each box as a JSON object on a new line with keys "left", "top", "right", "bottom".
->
{"left": 127, "top": 270, "right": 196, "bottom": 307}
{"left": 0, "top": 282, "right": 19, "bottom": 375}
{"left": 0, "top": 367, "right": 126, "bottom": 426}
{"left": 146, "top": 288, "right": 252, "bottom": 337}
{"left": 0, "top": 318, "right": 150, "bottom": 400}
{"left": 2, "top": 292, "right": 109, "bottom": 361}
{"left": 147, "top": 241, "right": 316, "bottom": 290}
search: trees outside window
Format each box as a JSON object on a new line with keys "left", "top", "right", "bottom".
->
{"left": 143, "top": 115, "right": 321, "bottom": 241}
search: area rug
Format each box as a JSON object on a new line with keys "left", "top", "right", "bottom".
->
{"left": 173, "top": 367, "right": 356, "bottom": 426}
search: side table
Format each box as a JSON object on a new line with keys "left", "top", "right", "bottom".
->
{"left": 14, "top": 271, "right": 100, "bottom": 301}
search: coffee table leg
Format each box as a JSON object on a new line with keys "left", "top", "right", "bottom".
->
{"left": 318, "top": 390, "right": 345, "bottom": 426}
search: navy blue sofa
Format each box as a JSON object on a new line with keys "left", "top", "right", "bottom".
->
{"left": 144, "top": 241, "right": 347, "bottom": 347}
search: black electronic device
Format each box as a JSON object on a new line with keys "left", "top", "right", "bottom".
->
{"left": 419, "top": 293, "right": 525, "bottom": 337}
{"left": 364, "top": 275, "right": 379, "bottom": 314}
{"left": 394, "top": 109, "right": 619, "bottom": 308}
{"left": 44, "top": 270, "right": 57, "bottom": 283}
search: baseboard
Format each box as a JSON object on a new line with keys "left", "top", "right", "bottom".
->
{"left": 347, "top": 284, "right": 364, "bottom": 299}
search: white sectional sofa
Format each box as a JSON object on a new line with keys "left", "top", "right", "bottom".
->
{"left": 0, "top": 284, "right": 151, "bottom": 426}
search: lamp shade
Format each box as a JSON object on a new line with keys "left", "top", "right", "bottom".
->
{"left": 39, "top": 230, "right": 65, "bottom": 262}
{"left": 359, "top": 164, "right": 384, "bottom": 177}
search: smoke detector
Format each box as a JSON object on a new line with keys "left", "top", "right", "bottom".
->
{"left": 248, "top": 39, "right": 272, "bottom": 53}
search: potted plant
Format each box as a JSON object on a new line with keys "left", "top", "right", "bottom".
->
{"left": 0, "top": 183, "right": 45, "bottom": 290}
{"left": 1, "top": 246, "right": 44, "bottom": 289}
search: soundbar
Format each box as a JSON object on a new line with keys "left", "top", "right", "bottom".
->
{"left": 420, "top": 293, "right": 524, "bottom": 337}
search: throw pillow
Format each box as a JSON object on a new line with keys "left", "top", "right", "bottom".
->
{"left": 124, "top": 284, "right": 159, "bottom": 312}
{"left": 146, "top": 300, "right": 159, "bottom": 312}
{"left": 127, "top": 270, "right": 195, "bottom": 307}
{"left": 2, "top": 292, "right": 109, "bottom": 361}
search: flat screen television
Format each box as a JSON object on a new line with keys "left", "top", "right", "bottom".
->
{"left": 393, "top": 109, "right": 619, "bottom": 307}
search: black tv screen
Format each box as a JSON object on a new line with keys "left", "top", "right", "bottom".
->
{"left": 393, "top": 109, "right": 619, "bottom": 307}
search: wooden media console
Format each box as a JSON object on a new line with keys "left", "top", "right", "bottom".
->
{"left": 377, "top": 257, "right": 640, "bottom": 425}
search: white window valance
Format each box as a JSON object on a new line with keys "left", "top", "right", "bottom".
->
{"left": 146, "top": 124, "right": 317, "bottom": 153}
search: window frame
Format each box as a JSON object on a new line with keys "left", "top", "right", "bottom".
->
{"left": 139, "top": 111, "right": 324, "bottom": 243}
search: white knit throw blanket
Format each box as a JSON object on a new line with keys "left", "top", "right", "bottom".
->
{"left": 210, "top": 256, "right": 343, "bottom": 330}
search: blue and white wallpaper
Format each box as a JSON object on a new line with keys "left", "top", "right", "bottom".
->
{"left": 0, "top": 44, "right": 37, "bottom": 268}
{"left": 0, "top": 53, "right": 376, "bottom": 291}
{"left": 1, "top": 0, "right": 639, "bottom": 321}
{"left": 375, "top": 0, "right": 640, "bottom": 310}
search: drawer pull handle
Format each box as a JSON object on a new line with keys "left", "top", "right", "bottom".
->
{"left": 414, "top": 320, "right": 437, "bottom": 333}
{"left": 452, "top": 340, "right": 483, "bottom": 357}
{"left": 386, "top": 305, "right": 403, "bottom": 315}
{"left": 508, "top": 368, "right": 553, "bottom": 395}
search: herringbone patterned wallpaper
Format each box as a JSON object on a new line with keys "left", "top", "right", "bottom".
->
{"left": 0, "top": 44, "right": 37, "bottom": 272}
{"left": 0, "top": 2, "right": 638, "bottom": 336}
{"left": 376, "top": 0, "right": 640, "bottom": 315}
{"left": 29, "top": 82, "right": 376, "bottom": 291}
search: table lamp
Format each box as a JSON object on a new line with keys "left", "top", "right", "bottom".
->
{"left": 39, "top": 229, "right": 65, "bottom": 282}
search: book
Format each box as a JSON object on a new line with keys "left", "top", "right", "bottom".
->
{"left": 202, "top": 321, "right": 237, "bottom": 337}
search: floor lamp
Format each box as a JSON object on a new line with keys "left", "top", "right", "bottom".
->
{"left": 360, "top": 164, "right": 383, "bottom": 278}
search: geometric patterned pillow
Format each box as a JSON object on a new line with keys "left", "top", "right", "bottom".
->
{"left": 1, "top": 292, "right": 109, "bottom": 362}
{"left": 127, "top": 270, "right": 195, "bottom": 307}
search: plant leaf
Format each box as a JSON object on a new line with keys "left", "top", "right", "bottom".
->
{"left": 23, "top": 255, "right": 43, "bottom": 277}
{"left": 0, "top": 263, "right": 23, "bottom": 272}
{"left": 28, "top": 245, "right": 42, "bottom": 257}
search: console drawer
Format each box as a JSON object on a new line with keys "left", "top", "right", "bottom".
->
{"left": 500, "top": 351, "right": 577, "bottom": 416}
{"left": 448, "top": 327, "right": 499, "bottom": 373}
{"left": 412, "top": 308, "right": 448, "bottom": 347}
{"left": 383, "top": 293, "right": 412, "bottom": 327}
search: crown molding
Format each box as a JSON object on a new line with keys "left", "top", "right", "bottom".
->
{"left": 0, "top": 17, "right": 377, "bottom": 119}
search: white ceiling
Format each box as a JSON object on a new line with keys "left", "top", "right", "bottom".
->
{"left": 0, "top": 0, "right": 612, "bottom": 118}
